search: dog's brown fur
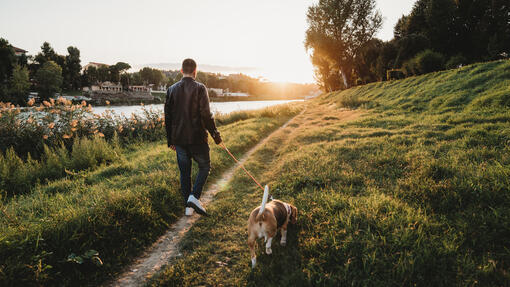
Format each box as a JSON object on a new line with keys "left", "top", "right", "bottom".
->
{"left": 247, "top": 199, "right": 297, "bottom": 268}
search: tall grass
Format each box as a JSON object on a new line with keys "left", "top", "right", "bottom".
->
{"left": 0, "top": 103, "right": 302, "bottom": 286}
{"left": 0, "top": 136, "right": 120, "bottom": 198}
{"left": 150, "top": 60, "right": 510, "bottom": 286}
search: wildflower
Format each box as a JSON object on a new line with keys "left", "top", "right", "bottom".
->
{"left": 26, "top": 117, "right": 34, "bottom": 124}
{"left": 27, "top": 98, "right": 35, "bottom": 106}
{"left": 10, "top": 104, "right": 15, "bottom": 109}
{"left": 48, "top": 123, "right": 55, "bottom": 129}
{"left": 140, "top": 102, "right": 144, "bottom": 106}
{"left": 81, "top": 101, "right": 87, "bottom": 107}
{"left": 71, "top": 128, "right": 77, "bottom": 132}
{"left": 131, "top": 127, "right": 135, "bottom": 131}
{"left": 118, "top": 126, "right": 124, "bottom": 133}
{"left": 43, "top": 101, "right": 51, "bottom": 107}
{"left": 133, "top": 119, "right": 137, "bottom": 124}
{"left": 62, "top": 134, "right": 71, "bottom": 139}
{"left": 97, "top": 132, "right": 105, "bottom": 137}
{"left": 106, "top": 100, "right": 110, "bottom": 105}
{"left": 70, "top": 120, "right": 78, "bottom": 127}
{"left": 43, "top": 135, "right": 48, "bottom": 140}
{"left": 50, "top": 98, "right": 55, "bottom": 105}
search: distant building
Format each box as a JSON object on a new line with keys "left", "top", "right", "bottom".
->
{"left": 83, "top": 62, "right": 109, "bottom": 71}
{"left": 99, "top": 81, "right": 122, "bottom": 92}
{"left": 224, "top": 92, "right": 249, "bottom": 97}
{"left": 129, "top": 85, "right": 151, "bottom": 92}
{"left": 209, "top": 88, "right": 223, "bottom": 97}
{"left": 11, "top": 46, "right": 27, "bottom": 56}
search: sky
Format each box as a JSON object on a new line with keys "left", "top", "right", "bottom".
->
{"left": 0, "top": 0, "right": 415, "bottom": 83}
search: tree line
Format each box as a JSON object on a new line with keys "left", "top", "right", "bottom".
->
{"left": 1, "top": 38, "right": 315, "bottom": 104}
{"left": 305, "top": 0, "right": 510, "bottom": 91}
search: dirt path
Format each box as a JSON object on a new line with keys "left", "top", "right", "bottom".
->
{"left": 109, "top": 113, "right": 303, "bottom": 287}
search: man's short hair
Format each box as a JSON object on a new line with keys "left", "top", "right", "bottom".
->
{"left": 182, "top": 58, "right": 197, "bottom": 74}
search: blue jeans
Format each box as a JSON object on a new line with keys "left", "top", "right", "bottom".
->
{"left": 175, "top": 144, "right": 211, "bottom": 206}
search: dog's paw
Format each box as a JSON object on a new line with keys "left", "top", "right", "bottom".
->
{"left": 266, "top": 248, "right": 272, "bottom": 255}
{"left": 280, "top": 240, "right": 286, "bottom": 247}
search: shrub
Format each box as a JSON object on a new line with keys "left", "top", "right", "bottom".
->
{"left": 402, "top": 58, "right": 419, "bottom": 76}
{"left": 446, "top": 54, "right": 468, "bottom": 69}
{"left": 403, "top": 50, "right": 445, "bottom": 76}
{"left": 415, "top": 49, "right": 445, "bottom": 74}
{"left": 0, "top": 136, "right": 121, "bottom": 197}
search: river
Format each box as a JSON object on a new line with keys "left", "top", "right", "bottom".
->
{"left": 92, "top": 100, "right": 303, "bottom": 116}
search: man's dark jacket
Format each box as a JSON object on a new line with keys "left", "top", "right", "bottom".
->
{"left": 164, "top": 77, "right": 220, "bottom": 146}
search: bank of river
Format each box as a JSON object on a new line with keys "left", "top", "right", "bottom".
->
{"left": 92, "top": 100, "right": 303, "bottom": 116}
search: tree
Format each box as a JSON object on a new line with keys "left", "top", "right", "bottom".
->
{"left": 64, "top": 46, "right": 81, "bottom": 90}
{"left": 35, "top": 61, "right": 62, "bottom": 100}
{"left": 305, "top": 0, "right": 382, "bottom": 89}
{"left": 139, "top": 67, "right": 164, "bottom": 86}
{"left": 82, "top": 66, "right": 98, "bottom": 86}
{"left": 0, "top": 38, "right": 16, "bottom": 100}
{"left": 34, "top": 42, "right": 57, "bottom": 66}
{"left": 9, "top": 65, "right": 30, "bottom": 104}
{"left": 108, "top": 62, "right": 131, "bottom": 83}
{"left": 97, "top": 66, "right": 110, "bottom": 83}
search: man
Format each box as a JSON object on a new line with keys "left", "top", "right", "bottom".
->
{"left": 164, "top": 58, "right": 222, "bottom": 216}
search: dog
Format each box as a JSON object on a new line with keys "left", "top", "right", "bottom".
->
{"left": 247, "top": 186, "right": 298, "bottom": 268}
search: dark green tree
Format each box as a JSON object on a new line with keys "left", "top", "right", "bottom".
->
{"left": 63, "top": 46, "right": 81, "bottom": 90}
{"left": 9, "top": 64, "right": 30, "bottom": 104}
{"left": 0, "top": 38, "right": 16, "bottom": 101}
{"left": 97, "top": 66, "right": 110, "bottom": 83}
{"left": 35, "top": 60, "right": 62, "bottom": 100}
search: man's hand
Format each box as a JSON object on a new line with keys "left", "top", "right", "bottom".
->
{"left": 169, "top": 145, "right": 176, "bottom": 151}
{"left": 212, "top": 132, "right": 222, "bottom": 145}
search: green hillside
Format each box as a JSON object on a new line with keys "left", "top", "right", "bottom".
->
{"left": 151, "top": 60, "right": 510, "bottom": 286}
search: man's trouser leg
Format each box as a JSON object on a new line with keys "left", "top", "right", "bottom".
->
{"left": 190, "top": 143, "right": 211, "bottom": 200}
{"left": 175, "top": 145, "right": 192, "bottom": 207}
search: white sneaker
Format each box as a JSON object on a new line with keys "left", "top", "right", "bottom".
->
{"left": 185, "top": 207, "right": 194, "bottom": 216}
{"left": 187, "top": 195, "right": 207, "bottom": 216}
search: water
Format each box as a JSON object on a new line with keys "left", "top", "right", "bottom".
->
{"left": 92, "top": 100, "right": 303, "bottom": 116}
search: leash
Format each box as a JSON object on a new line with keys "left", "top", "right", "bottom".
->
{"left": 218, "top": 142, "right": 265, "bottom": 192}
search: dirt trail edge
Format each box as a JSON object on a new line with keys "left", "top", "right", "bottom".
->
{"left": 109, "top": 112, "right": 304, "bottom": 287}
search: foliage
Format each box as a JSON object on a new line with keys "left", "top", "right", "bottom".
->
{"left": 307, "top": 0, "right": 510, "bottom": 89}
{"left": 305, "top": 0, "right": 382, "bottom": 89}
{"left": 140, "top": 67, "right": 165, "bottom": 86}
{"left": 0, "top": 103, "right": 302, "bottom": 286}
{"left": 35, "top": 61, "right": 63, "bottom": 100}
{"left": 446, "top": 54, "right": 468, "bottom": 70}
{"left": 415, "top": 49, "right": 444, "bottom": 74}
{"left": 63, "top": 46, "right": 81, "bottom": 90}
{"left": 403, "top": 49, "right": 444, "bottom": 76}
{"left": 8, "top": 65, "right": 30, "bottom": 105}
{"left": 0, "top": 98, "right": 165, "bottom": 159}
{"left": 0, "top": 135, "right": 120, "bottom": 197}
{"left": 0, "top": 38, "right": 17, "bottom": 102}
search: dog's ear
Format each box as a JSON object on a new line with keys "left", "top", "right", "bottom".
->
{"left": 290, "top": 205, "right": 298, "bottom": 224}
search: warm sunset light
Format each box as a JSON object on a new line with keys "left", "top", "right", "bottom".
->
{"left": 1, "top": 0, "right": 508, "bottom": 285}
{"left": 1, "top": 0, "right": 414, "bottom": 84}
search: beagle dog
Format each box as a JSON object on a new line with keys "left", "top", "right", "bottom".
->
{"left": 247, "top": 186, "right": 297, "bottom": 268}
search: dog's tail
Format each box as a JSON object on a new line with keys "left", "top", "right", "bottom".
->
{"left": 256, "top": 185, "right": 269, "bottom": 220}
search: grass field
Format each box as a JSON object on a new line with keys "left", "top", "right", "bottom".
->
{"left": 0, "top": 104, "right": 302, "bottom": 286}
{"left": 149, "top": 60, "right": 510, "bottom": 286}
